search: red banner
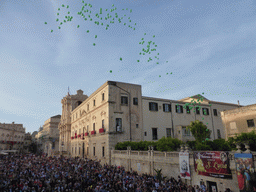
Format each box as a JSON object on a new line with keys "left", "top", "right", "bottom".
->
{"left": 194, "top": 152, "right": 232, "bottom": 178}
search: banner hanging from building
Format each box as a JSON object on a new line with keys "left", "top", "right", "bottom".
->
{"left": 234, "top": 153, "right": 256, "bottom": 192}
{"left": 194, "top": 151, "right": 232, "bottom": 178}
{"left": 179, "top": 152, "right": 191, "bottom": 179}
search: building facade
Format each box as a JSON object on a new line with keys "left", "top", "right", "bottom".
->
{"left": 221, "top": 104, "right": 256, "bottom": 140}
{"left": 58, "top": 81, "right": 241, "bottom": 164}
{"left": 0, "top": 122, "right": 25, "bottom": 151}
{"left": 69, "top": 81, "right": 143, "bottom": 164}
{"left": 36, "top": 115, "right": 61, "bottom": 155}
{"left": 143, "top": 95, "right": 241, "bottom": 142}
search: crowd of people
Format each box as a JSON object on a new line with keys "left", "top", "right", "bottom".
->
{"left": 0, "top": 153, "right": 232, "bottom": 192}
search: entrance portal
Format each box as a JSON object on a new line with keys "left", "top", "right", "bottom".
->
{"left": 207, "top": 181, "right": 218, "bottom": 192}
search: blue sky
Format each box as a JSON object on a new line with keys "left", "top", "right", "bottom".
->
{"left": 0, "top": 0, "right": 255, "bottom": 133}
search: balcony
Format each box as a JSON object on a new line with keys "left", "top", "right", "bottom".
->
{"left": 84, "top": 132, "right": 88, "bottom": 136}
{"left": 99, "top": 128, "right": 105, "bottom": 133}
{"left": 91, "top": 130, "right": 96, "bottom": 135}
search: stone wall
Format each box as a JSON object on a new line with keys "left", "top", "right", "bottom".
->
{"left": 110, "top": 149, "right": 256, "bottom": 192}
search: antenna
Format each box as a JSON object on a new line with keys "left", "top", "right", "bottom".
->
{"left": 68, "top": 86, "right": 70, "bottom": 96}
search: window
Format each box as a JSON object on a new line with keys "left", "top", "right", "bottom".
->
{"left": 93, "top": 147, "right": 95, "bottom": 156}
{"left": 79, "top": 147, "right": 80, "bottom": 155}
{"left": 175, "top": 105, "right": 183, "bottom": 113}
{"left": 75, "top": 147, "right": 76, "bottom": 155}
{"left": 93, "top": 100, "right": 96, "bottom": 106}
{"left": 217, "top": 129, "right": 221, "bottom": 139}
{"left": 195, "top": 107, "right": 200, "bottom": 114}
{"left": 76, "top": 113, "right": 77, "bottom": 118}
{"left": 121, "top": 96, "right": 128, "bottom": 105}
{"left": 93, "top": 123, "right": 95, "bottom": 131}
{"left": 144, "top": 132, "right": 147, "bottom": 136}
{"left": 87, "top": 147, "right": 89, "bottom": 155}
{"left": 247, "top": 119, "right": 255, "bottom": 128}
{"left": 186, "top": 106, "right": 190, "bottom": 114}
{"left": 230, "top": 122, "right": 237, "bottom": 130}
{"left": 166, "top": 128, "right": 172, "bottom": 137}
{"left": 182, "top": 126, "right": 190, "bottom": 136}
{"left": 72, "top": 147, "right": 73, "bottom": 154}
{"left": 133, "top": 98, "right": 138, "bottom": 105}
{"left": 102, "top": 119, "right": 104, "bottom": 128}
{"left": 149, "top": 102, "right": 158, "bottom": 111}
{"left": 102, "top": 147, "right": 105, "bottom": 157}
{"left": 213, "top": 109, "right": 217, "bottom": 116}
{"left": 136, "top": 124, "right": 139, "bottom": 128}
{"left": 87, "top": 104, "right": 89, "bottom": 111}
{"left": 152, "top": 128, "right": 158, "bottom": 140}
{"left": 102, "top": 93, "right": 104, "bottom": 101}
{"left": 77, "top": 101, "right": 82, "bottom": 106}
{"left": 163, "top": 104, "right": 171, "bottom": 112}
{"left": 202, "top": 108, "right": 209, "bottom": 115}
{"left": 116, "top": 118, "right": 122, "bottom": 132}
{"left": 87, "top": 125, "right": 89, "bottom": 132}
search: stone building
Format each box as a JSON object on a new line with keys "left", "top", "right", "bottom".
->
{"left": 143, "top": 95, "right": 241, "bottom": 142}
{"left": 58, "top": 90, "right": 88, "bottom": 155}
{"left": 31, "top": 131, "right": 38, "bottom": 142}
{"left": 221, "top": 103, "right": 256, "bottom": 140}
{"left": 36, "top": 115, "right": 61, "bottom": 155}
{"left": 69, "top": 81, "right": 143, "bottom": 164}
{"left": 58, "top": 81, "right": 241, "bottom": 164}
{"left": 0, "top": 122, "right": 25, "bottom": 151}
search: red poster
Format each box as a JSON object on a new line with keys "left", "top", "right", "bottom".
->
{"left": 194, "top": 152, "right": 232, "bottom": 178}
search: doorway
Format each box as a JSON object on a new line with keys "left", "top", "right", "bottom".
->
{"left": 207, "top": 181, "right": 218, "bottom": 192}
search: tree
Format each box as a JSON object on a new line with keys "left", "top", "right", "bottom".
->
{"left": 156, "top": 137, "right": 183, "bottom": 151}
{"left": 186, "top": 120, "right": 211, "bottom": 143}
{"left": 154, "top": 169, "right": 166, "bottom": 183}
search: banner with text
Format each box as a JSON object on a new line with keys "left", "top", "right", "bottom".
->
{"left": 194, "top": 151, "right": 232, "bottom": 178}
{"left": 179, "top": 152, "right": 191, "bottom": 179}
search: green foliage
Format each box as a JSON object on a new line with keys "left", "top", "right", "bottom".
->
{"left": 115, "top": 141, "right": 157, "bottom": 151}
{"left": 227, "top": 130, "right": 256, "bottom": 151}
{"left": 212, "top": 139, "right": 231, "bottom": 151}
{"left": 195, "top": 142, "right": 212, "bottom": 150}
{"left": 115, "top": 131, "right": 256, "bottom": 152}
{"left": 156, "top": 137, "right": 183, "bottom": 151}
{"left": 154, "top": 168, "right": 164, "bottom": 182}
{"left": 186, "top": 139, "right": 232, "bottom": 151}
{"left": 186, "top": 141, "right": 197, "bottom": 150}
{"left": 186, "top": 120, "right": 211, "bottom": 143}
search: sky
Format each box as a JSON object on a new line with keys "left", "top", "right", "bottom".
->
{"left": 0, "top": 0, "right": 255, "bottom": 134}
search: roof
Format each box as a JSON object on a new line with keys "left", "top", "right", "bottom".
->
{"left": 51, "top": 115, "right": 61, "bottom": 118}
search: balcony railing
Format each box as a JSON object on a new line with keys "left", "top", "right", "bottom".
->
{"left": 91, "top": 130, "right": 96, "bottom": 135}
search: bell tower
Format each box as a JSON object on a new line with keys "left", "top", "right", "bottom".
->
{"left": 58, "top": 89, "right": 88, "bottom": 155}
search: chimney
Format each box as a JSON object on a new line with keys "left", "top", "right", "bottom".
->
{"left": 238, "top": 100, "right": 240, "bottom": 107}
